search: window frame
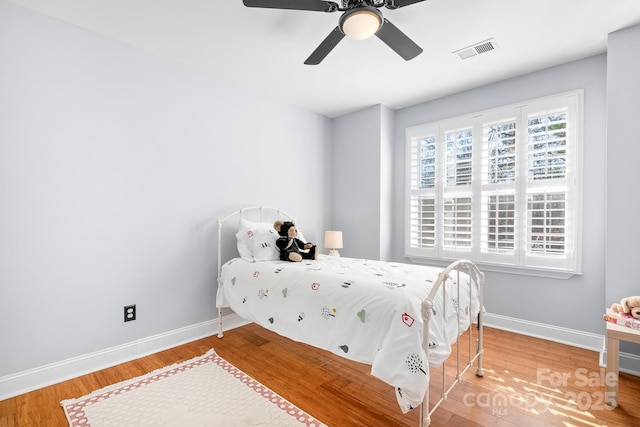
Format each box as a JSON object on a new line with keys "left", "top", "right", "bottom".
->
{"left": 404, "top": 90, "right": 583, "bottom": 278}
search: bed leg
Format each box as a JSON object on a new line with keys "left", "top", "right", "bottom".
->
{"left": 475, "top": 335, "right": 484, "bottom": 376}
{"left": 476, "top": 354, "right": 484, "bottom": 377}
{"left": 421, "top": 371, "right": 430, "bottom": 426}
{"left": 217, "top": 307, "right": 224, "bottom": 338}
{"left": 475, "top": 312, "right": 483, "bottom": 376}
{"left": 419, "top": 405, "right": 430, "bottom": 427}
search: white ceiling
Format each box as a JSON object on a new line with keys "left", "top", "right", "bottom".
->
{"left": 9, "top": 0, "right": 640, "bottom": 118}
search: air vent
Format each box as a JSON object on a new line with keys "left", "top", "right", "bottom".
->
{"left": 453, "top": 38, "right": 498, "bottom": 60}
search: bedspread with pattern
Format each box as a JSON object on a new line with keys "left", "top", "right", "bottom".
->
{"left": 216, "top": 255, "right": 479, "bottom": 413}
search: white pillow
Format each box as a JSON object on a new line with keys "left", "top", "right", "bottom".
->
{"left": 251, "top": 228, "right": 280, "bottom": 261}
{"left": 236, "top": 219, "right": 279, "bottom": 262}
{"left": 235, "top": 228, "right": 254, "bottom": 261}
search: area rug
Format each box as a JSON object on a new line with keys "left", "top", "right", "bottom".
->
{"left": 61, "top": 349, "right": 326, "bottom": 427}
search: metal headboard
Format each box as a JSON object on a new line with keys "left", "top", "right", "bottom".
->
{"left": 216, "top": 205, "right": 295, "bottom": 337}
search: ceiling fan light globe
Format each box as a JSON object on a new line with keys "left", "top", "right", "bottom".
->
{"left": 340, "top": 9, "right": 382, "bottom": 40}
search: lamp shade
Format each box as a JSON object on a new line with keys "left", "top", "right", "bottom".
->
{"left": 339, "top": 7, "right": 382, "bottom": 40}
{"left": 324, "top": 231, "right": 343, "bottom": 248}
{"left": 324, "top": 231, "right": 343, "bottom": 256}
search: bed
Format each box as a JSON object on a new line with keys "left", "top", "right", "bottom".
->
{"left": 215, "top": 206, "right": 485, "bottom": 427}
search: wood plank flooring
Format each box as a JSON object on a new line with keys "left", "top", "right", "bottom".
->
{"left": 1, "top": 324, "right": 639, "bottom": 427}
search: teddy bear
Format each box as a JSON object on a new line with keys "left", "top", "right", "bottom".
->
{"left": 273, "top": 220, "right": 317, "bottom": 262}
{"left": 610, "top": 296, "right": 640, "bottom": 320}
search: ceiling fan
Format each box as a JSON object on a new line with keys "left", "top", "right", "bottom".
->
{"left": 243, "top": 0, "right": 426, "bottom": 65}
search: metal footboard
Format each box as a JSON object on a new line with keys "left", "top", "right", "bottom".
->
{"left": 419, "top": 260, "right": 485, "bottom": 427}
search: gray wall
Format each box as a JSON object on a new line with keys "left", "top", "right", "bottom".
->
{"left": 606, "top": 26, "right": 640, "bottom": 309}
{"left": 330, "top": 104, "right": 394, "bottom": 261}
{"left": 330, "top": 105, "right": 383, "bottom": 259}
{"left": 606, "top": 25, "right": 640, "bottom": 354}
{"left": 0, "top": 0, "right": 329, "bottom": 377}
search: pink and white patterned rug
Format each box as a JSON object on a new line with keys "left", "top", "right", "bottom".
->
{"left": 61, "top": 349, "right": 326, "bottom": 427}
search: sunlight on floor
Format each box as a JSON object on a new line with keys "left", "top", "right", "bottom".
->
{"left": 482, "top": 367, "right": 617, "bottom": 427}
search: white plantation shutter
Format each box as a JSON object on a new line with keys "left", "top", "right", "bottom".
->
{"left": 444, "top": 127, "right": 473, "bottom": 186}
{"left": 481, "top": 192, "right": 515, "bottom": 253}
{"left": 527, "top": 192, "right": 566, "bottom": 255}
{"left": 480, "top": 117, "right": 518, "bottom": 260}
{"left": 406, "top": 91, "right": 583, "bottom": 274}
{"left": 527, "top": 110, "right": 568, "bottom": 181}
{"left": 409, "top": 196, "right": 436, "bottom": 248}
{"left": 484, "top": 118, "right": 517, "bottom": 184}
{"left": 408, "top": 131, "right": 438, "bottom": 255}
{"left": 443, "top": 126, "right": 473, "bottom": 252}
{"left": 443, "top": 196, "right": 472, "bottom": 249}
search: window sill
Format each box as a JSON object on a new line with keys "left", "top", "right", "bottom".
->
{"left": 404, "top": 255, "right": 580, "bottom": 280}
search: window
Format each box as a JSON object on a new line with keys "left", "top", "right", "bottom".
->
{"left": 405, "top": 91, "right": 583, "bottom": 275}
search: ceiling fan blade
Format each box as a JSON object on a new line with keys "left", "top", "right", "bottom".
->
{"left": 384, "top": 0, "right": 426, "bottom": 9}
{"left": 375, "top": 18, "right": 423, "bottom": 61}
{"left": 243, "top": 0, "right": 339, "bottom": 12}
{"left": 304, "top": 26, "right": 345, "bottom": 65}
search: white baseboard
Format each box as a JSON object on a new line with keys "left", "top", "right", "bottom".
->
{"left": 0, "top": 313, "right": 250, "bottom": 401}
{"left": 3, "top": 312, "right": 637, "bottom": 401}
{"left": 484, "top": 312, "right": 640, "bottom": 377}
{"left": 483, "top": 312, "right": 603, "bottom": 351}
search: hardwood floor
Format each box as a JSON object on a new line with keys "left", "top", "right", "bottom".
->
{"left": 1, "top": 324, "right": 639, "bottom": 427}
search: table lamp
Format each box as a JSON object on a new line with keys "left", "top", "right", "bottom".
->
{"left": 324, "top": 231, "right": 343, "bottom": 257}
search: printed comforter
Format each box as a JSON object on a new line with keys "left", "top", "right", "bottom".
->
{"left": 216, "top": 255, "right": 480, "bottom": 413}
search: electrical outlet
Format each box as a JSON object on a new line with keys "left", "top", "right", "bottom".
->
{"left": 124, "top": 304, "right": 136, "bottom": 322}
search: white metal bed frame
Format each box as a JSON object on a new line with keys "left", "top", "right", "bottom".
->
{"left": 215, "top": 205, "right": 485, "bottom": 427}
